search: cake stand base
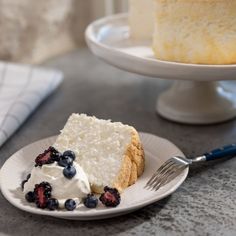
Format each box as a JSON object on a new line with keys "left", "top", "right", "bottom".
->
{"left": 157, "top": 81, "right": 236, "bottom": 124}
{"left": 86, "top": 13, "right": 236, "bottom": 125}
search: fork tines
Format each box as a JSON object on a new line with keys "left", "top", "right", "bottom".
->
{"left": 144, "top": 157, "right": 187, "bottom": 191}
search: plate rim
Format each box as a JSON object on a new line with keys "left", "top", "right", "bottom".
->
{"left": 0, "top": 132, "right": 189, "bottom": 220}
{"left": 85, "top": 13, "right": 236, "bottom": 71}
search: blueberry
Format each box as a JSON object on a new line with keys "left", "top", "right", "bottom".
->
{"left": 25, "top": 191, "right": 35, "bottom": 202}
{"left": 47, "top": 198, "right": 59, "bottom": 211}
{"left": 65, "top": 199, "right": 76, "bottom": 211}
{"left": 63, "top": 150, "right": 76, "bottom": 161}
{"left": 21, "top": 180, "right": 28, "bottom": 190}
{"left": 58, "top": 155, "right": 73, "bottom": 167}
{"left": 83, "top": 194, "right": 98, "bottom": 208}
{"left": 63, "top": 165, "right": 76, "bottom": 179}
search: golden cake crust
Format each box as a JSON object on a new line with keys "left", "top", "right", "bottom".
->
{"left": 113, "top": 154, "right": 133, "bottom": 193}
{"left": 128, "top": 162, "right": 138, "bottom": 186}
{"left": 113, "top": 128, "right": 145, "bottom": 193}
{"left": 153, "top": 0, "right": 236, "bottom": 64}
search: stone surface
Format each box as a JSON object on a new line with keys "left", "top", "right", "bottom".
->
{"left": 0, "top": 48, "right": 235, "bottom": 236}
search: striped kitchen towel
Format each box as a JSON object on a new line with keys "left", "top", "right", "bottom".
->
{"left": 0, "top": 62, "right": 63, "bottom": 147}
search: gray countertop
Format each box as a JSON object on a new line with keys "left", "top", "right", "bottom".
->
{"left": 0, "top": 48, "right": 235, "bottom": 236}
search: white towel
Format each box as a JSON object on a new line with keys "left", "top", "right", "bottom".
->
{"left": 0, "top": 62, "right": 63, "bottom": 147}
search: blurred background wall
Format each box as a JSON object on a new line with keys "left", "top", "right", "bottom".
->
{"left": 0, "top": 0, "right": 128, "bottom": 64}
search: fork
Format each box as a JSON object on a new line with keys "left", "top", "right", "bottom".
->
{"left": 145, "top": 144, "right": 236, "bottom": 191}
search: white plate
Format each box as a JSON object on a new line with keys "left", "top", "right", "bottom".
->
{"left": 86, "top": 13, "right": 236, "bottom": 81}
{"left": 0, "top": 132, "right": 188, "bottom": 220}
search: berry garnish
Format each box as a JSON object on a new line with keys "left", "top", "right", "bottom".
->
{"left": 34, "top": 182, "right": 52, "bottom": 209}
{"left": 21, "top": 180, "right": 28, "bottom": 190}
{"left": 25, "top": 191, "right": 35, "bottom": 202}
{"left": 47, "top": 198, "right": 59, "bottom": 211}
{"left": 63, "top": 150, "right": 76, "bottom": 161}
{"left": 58, "top": 155, "right": 73, "bottom": 167}
{"left": 63, "top": 165, "right": 76, "bottom": 179}
{"left": 83, "top": 194, "right": 98, "bottom": 208}
{"left": 65, "top": 199, "right": 76, "bottom": 211}
{"left": 35, "top": 146, "right": 60, "bottom": 167}
{"left": 99, "top": 186, "right": 121, "bottom": 207}
{"left": 51, "top": 148, "right": 62, "bottom": 162}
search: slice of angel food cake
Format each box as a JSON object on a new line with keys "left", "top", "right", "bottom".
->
{"left": 54, "top": 113, "right": 145, "bottom": 194}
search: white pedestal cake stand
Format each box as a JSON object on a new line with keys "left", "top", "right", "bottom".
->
{"left": 85, "top": 13, "right": 236, "bottom": 124}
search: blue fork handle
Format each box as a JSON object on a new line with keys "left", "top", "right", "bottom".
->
{"left": 204, "top": 144, "right": 236, "bottom": 161}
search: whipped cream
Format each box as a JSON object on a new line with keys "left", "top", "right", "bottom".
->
{"left": 23, "top": 162, "right": 91, "bottom": 204}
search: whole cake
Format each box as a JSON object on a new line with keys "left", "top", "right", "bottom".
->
{"left": 129, "top": 0, "right": 155, "bottom": 40}
{"left": 129, "top": 0, "right": 236, "bottom": 64}
{"left": 54, "top": 114, "right": 145, "bottom": 193}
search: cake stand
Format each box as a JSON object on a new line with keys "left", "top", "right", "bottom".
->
{"left": 85, "top": 13, "right": 236, "bottom": 124}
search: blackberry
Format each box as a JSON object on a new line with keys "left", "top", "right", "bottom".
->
{"left": 99, "top": 186, "right": 121, "bottom": 207}
{"left": 35, "top": 146, "right": 61, "bottom": 167}
{"left": 34, "top": 182, "right": 52, "bottom": 209}
{"left": 50, "top": 147, "right": 62, "bottom": 162}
